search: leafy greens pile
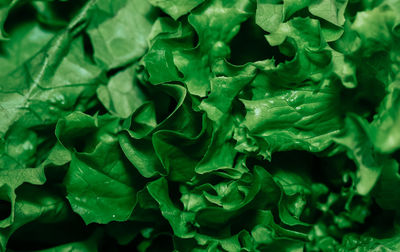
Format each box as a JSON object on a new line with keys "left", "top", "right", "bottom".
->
{"left": 1, "top": 0, "right": 400, "bottom": 251}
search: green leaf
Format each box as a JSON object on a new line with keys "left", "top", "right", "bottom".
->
{"left": 0, "top": 22, "right": 53, "bottom": 75}
{"left": 58, "top": 112, "right": 137, "bottom": 224}
{"left": 0, "top": 1, "right": 103, "bottom": 138}
{"left": 0, "top": 184, "right": 69, "bottom": 250}
{"left": 370, "top": 81, "right": 400, "bottom": 153}
{"left": 283, "top": 0, "right": 310, "bottom": 20}
{"left": 372, "top": 159, "right": 400, "bottom": 210}
{"left": 147, "top": 178, "right": 195, "bottom": 238}
{"left": 87, "top": 0, "right": 156, "bottom": 69}
{"left": 119, "top": 84, "right": 187, "bottom": 178}
{"left": 97, "top": 65, "right": 147, "bottom": 118}
{"left": 195, "top": 166, "right": 280, "bottom": 228}
{"left": 153, "top": 115, "right": 210, "bottom": 182}
{"left": 143, "top": 17, "right": 194, "bottom": 85}
{"left": 308, "top": 0, "right": 347, "bottom": 27}
{"left": 334, "top": 114, "right": 384, "bottom": 195}
{"left": 239, "top": 79, "right": 342, "bottom": 158}
{"left": 255, "top": 1, "right": 283, "bottom": 33}
{"left": 199, "top": 64, "right": 256, "bottom": 122}
{"left": 64, "top": 150, "right": 137, "bottom": 224}
{"left": 177, "top": 0, "right": 253, "bottom": 96}
{"left": 0, "top": 0, "right": 21, "bottom": 40}
{"left": 146, "top": 0, "right": 205, "bottom": 20}
{"left": 1, "top": 0, "right": 400, "bottom": 250}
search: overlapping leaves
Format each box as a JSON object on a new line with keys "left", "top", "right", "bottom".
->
{"left": 0, "top": 0, "right": 400, "bottom": 251}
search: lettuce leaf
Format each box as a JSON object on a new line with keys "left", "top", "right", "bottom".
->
{"left": 0, "top": 0, "right": 399, "bottom": 251}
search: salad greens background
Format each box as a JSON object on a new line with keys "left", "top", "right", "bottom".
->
{"left": 0, "top": 0, "right": 400, "bottom": 251}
